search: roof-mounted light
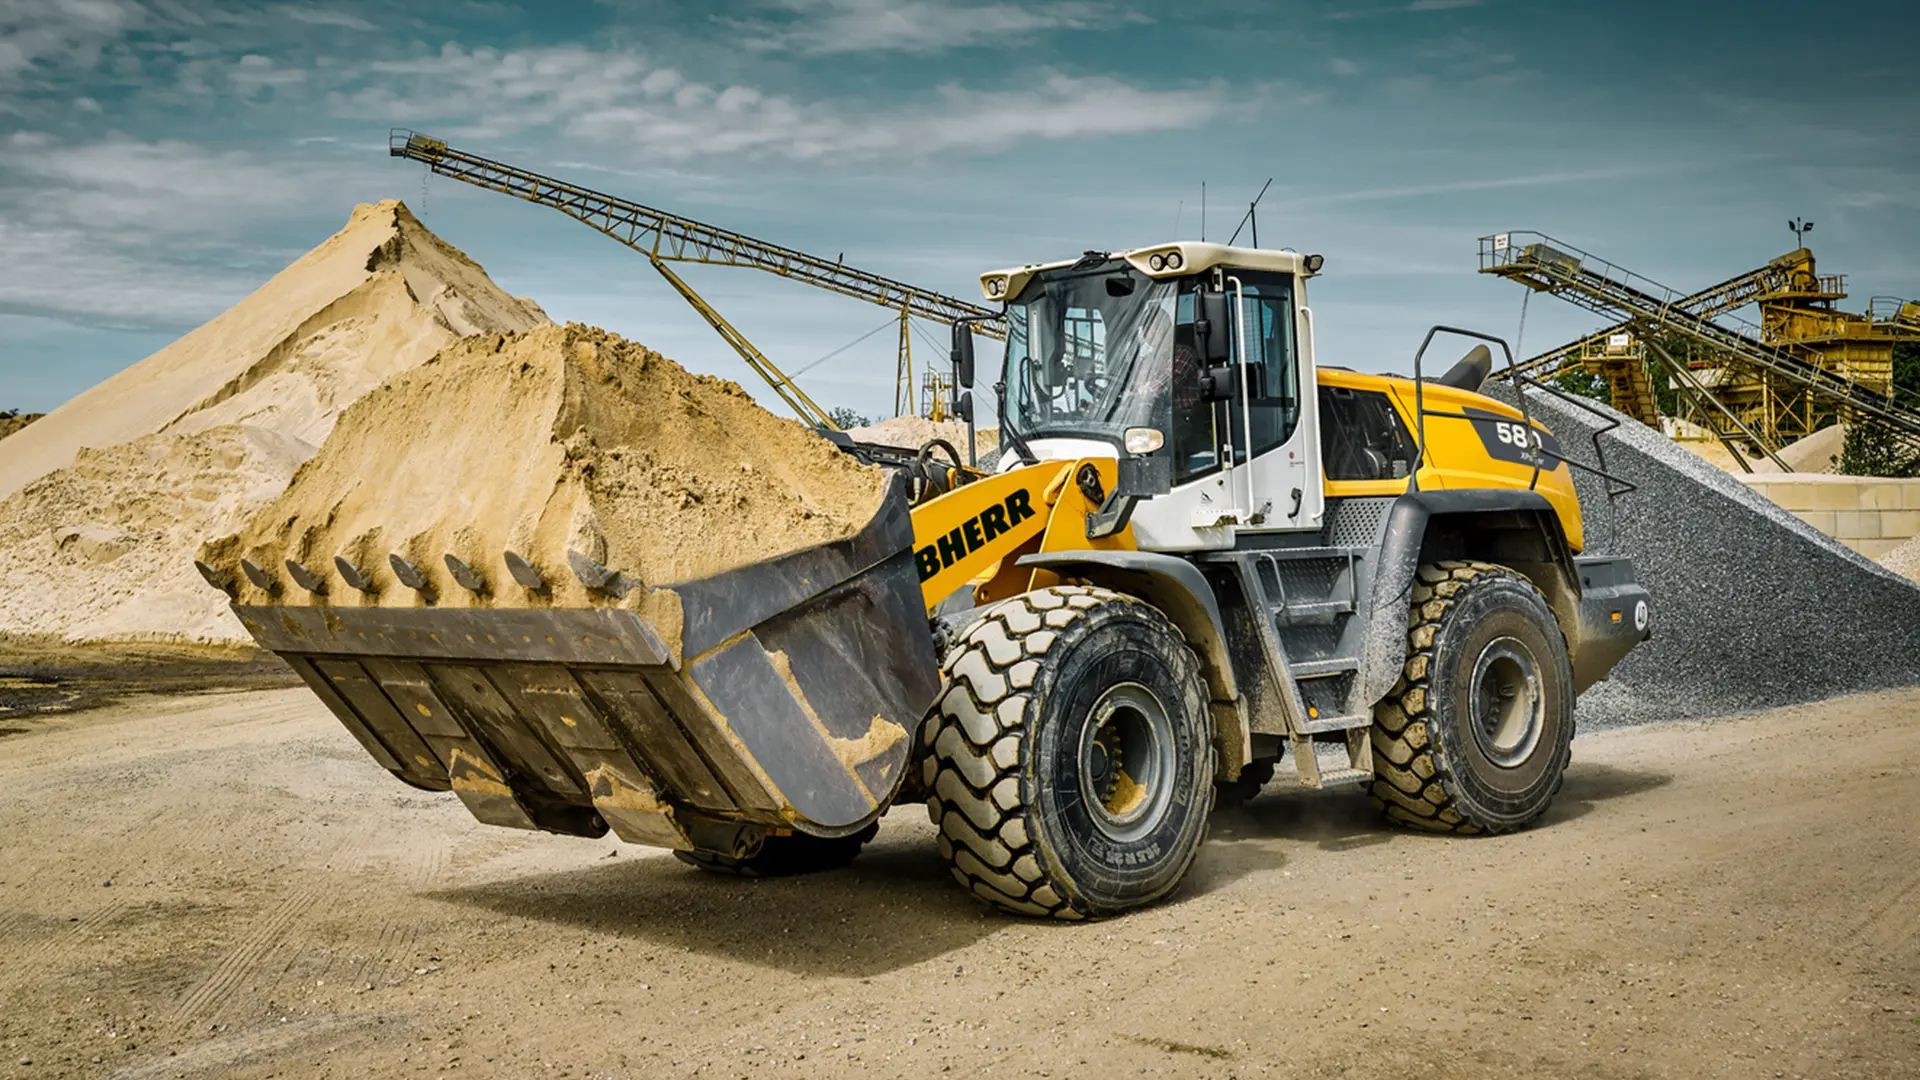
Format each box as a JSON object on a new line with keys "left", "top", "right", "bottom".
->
{"left": 1303, "top": 253, "right": 1325, "bottom": 274}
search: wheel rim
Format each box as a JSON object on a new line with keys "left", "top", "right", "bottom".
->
{"left": 1469, "top": 637, "right": 1545, "bottom": 768}
{"left": 1077, "top": 682, "right": 1176, "bottom": 843}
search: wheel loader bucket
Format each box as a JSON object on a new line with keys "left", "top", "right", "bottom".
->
{"left": 221, "top": 475, "right": 939, "bottom": 850}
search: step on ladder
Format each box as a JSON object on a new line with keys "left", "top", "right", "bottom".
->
{"left": 1234, "top": 549, "right": 1374, "bottom": 789}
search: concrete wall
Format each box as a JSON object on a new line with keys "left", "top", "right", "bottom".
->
{"left": 1738, "top": 475, "right": 1920, "bottom": 559}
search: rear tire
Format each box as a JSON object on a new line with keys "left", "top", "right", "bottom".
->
{"left": 922, "top": 586, "right": 1216, "bottom": 919}
{"left": 1370, "top": 561, "right": 1574, "bottom": 834}
{"left": 674, "top": 824, "right": 877, "bottom": 877}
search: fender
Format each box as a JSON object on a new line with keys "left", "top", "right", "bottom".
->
{"left": 1015, "top": 550, "right": 1237, "bottom": 702}
{"left": 1359, "top": 488, "right": 1580, "bottom": 708}
{"left": 1016, "top": 549, "right": 1250, "bottom": 778}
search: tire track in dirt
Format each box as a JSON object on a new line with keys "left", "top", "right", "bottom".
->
{"left": 170, "top": 829, "right": 366, "bottom": 1032}
{"left": 170, "top": 886, "right": 326, "bottom": 1030}
{"left": 1842, "top": 848, "right": 1920, "bottom": 958}
{"left": 0, "top": 803, "right": 193, "bottom": 996}
{"left": 0, "top": 896, "right": 130, "bottom": 998}
{"left": 343, "top": 835, "right": 451, "bottom": 992}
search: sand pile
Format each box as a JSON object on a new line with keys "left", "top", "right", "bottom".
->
{"left": 0, "top": 200, "right": 547, "bottom": 501}
{"left": 0, "top": 427, "right": 309, "bottom": 641}
{"left": 0, "top": 413, "right": 42, "bottom": 442}
{"left": 0, "top": 200, "right": 549, "bottom": 643}
{"left": 206, "top": 324, "right": 890, "bottom": 620}
{"left": 1685, "top": 424, "right": 1848, "bottom": 476}
{"left": 847, "top": 415, "right": 1000, "bottom": 457}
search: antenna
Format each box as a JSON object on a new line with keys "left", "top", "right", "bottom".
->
{"left": 1227, "top": 178, "right": 1274, "bottom": 247}
{"left": 1201, "top": 181, "right": 1206, "bottom": 242}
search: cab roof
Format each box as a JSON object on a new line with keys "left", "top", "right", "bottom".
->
{"left": 979, "top": 241, "right": 1319, "bottom": 302}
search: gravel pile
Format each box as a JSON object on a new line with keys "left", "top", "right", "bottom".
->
{"left": 1491, "top": 386, "right": 1920, "bottom": 728}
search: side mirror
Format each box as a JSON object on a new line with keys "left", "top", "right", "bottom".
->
{"left": 1194, "top": 291, "right": 1231, "bottom": 364}
{"left": 950, "top": 323, "right": 976, "bottom": 388}
{"left": 955, "top": 390, "right": 974, "bottom": 423}
{"left": 1200, "top": 365, "right": 1237, "bottom": 402}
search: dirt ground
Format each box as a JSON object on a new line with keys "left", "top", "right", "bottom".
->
{"left": 0, "top": 639, "right": 296, "bottom": 722}
{"left": 1, "top": 684, "right": 1915, "bottom": 1080}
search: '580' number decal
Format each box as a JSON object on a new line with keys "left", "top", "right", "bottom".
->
{"left": 1462, "top": 408, "right": 1562, "bottom": 468}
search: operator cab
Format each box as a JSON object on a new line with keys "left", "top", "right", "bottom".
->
{"left": 973, "top": 242, "right": 1327, "bottom": 551}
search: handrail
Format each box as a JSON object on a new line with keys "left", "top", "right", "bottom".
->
{"left": 1410, "top": 325, "right": 1639, "bottom": 504}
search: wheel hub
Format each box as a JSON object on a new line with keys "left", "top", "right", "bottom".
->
{"left": 1470, "top": 637, "right": 1545, "bottom": 768}
{"left": 1077, "top": 683, "right": 1176, "bottom": 842}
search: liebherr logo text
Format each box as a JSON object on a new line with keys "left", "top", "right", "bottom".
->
{"left": 915, "top": 489, "right": 1038, "bottom": 581}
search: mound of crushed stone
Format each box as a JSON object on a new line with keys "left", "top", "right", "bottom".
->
{"left": 206, "top": 324, "right": 890, "bottom": 618}
{"left": 1487, "top": 387, "right": 1920, "bottom": 728}
{"left": 1881, "top": 534, "right": 1920, "bottom": 583}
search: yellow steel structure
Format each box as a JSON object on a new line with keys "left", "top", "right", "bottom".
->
{"left": 645, "top": 257, "right": 837, "bottom": 428}
{"left": 1482, "top": 232, "right": 1920, "bottom": 455}
{"left": 389, "top": 130, "right": 1006, "bottom": 428}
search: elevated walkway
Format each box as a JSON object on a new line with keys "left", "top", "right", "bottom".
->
{"left": 1481, "top": 232, "right": 1920, "bottom": 452}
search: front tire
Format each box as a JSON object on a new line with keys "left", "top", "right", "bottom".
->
{"left": 1370, "top": 561, "right": 1574, "bottom": 834}
{"left": 922, "top": 586, "right": 1217, "bottom": 919}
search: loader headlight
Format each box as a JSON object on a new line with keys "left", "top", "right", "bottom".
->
{"left": 1124, "top": 427, "right": 1165, "bottom": 454}
{"left": 984, "top": 276, "right": 1007, "bottom": 298}
{"left": 1148, "top": 253, "right": 1167, "bottom": 272}
{"left": 1164, "top": 250, "right": 1183, "bottom": 270}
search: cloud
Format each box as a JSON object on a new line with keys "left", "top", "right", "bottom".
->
{"left": 1327, "top": 0, "right": 1484, "bottom": 19}
{"left": 0, "top": 0, "right": 145, "bottom": 81}
{"left": 729, "top": 0, "right": 1145, "bottom": 55}
{"left": 1298, "top": 165, "right": 1684, "bottom": 205}
{"left": 280, "top": 6, "right": 377, "bottom": 31}
{"left": 1330, "top": 57, "right": 1360, "bottom": 76}
{"left": 331, "top": 43, "right": 1240, "bottom": 163}
{"left": 0, "top": 133, "right": 354, "bottom": 328}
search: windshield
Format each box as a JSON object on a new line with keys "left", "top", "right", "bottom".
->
{"left": 1003, "top": 267, "right": 1176, "bottom": 446}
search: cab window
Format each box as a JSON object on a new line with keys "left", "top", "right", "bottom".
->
{"left": 1167, "top": 272, "right": 1302, "bottom": 486}
{"left": 1320, "top": 385, "right": 1416, "bottom": 481}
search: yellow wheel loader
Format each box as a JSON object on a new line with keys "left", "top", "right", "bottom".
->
{"left": 204, "top": 241, "right": 1651, "bottom": 919}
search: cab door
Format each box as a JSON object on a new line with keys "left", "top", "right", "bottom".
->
{"left": 1220, "top": 270, "right": 1323, "bottom": 532}
{"left": 1127, "top": 270, "right": 1323, "bottom": 551}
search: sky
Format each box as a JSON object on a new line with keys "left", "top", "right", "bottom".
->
{"left": 2, "top": 0, "right": 1918, "bottom": 422}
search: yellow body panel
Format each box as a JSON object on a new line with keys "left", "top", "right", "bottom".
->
{"left": 909, "top": 458, "right": 1134, "bottom": 610}
{"left": 1318, "top": 368, "right": 1583, "bottom": 551}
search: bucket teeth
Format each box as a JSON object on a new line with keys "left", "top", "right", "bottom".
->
{"left": 239, "top": 559, "right": 280, "bottom": 595}
{"left": 285, "top": 559, "right": 328, "bottom": 594}
{"left": 444, "top": 554, "right": 488, "bottom": 594}
{"left": 503, "top": 550, "right": 547, "bottom": 592}
{"left": 388, "top": 554, "right": 430, "bottom": 591}
{"left": 193, "top": 560, "right": 236, "bottom": 598}
{"left": 334, "top": 556, "right": 377, "bottom": 594}
{"left": 568, "top": 549, "right": 633, "bottom": 598}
